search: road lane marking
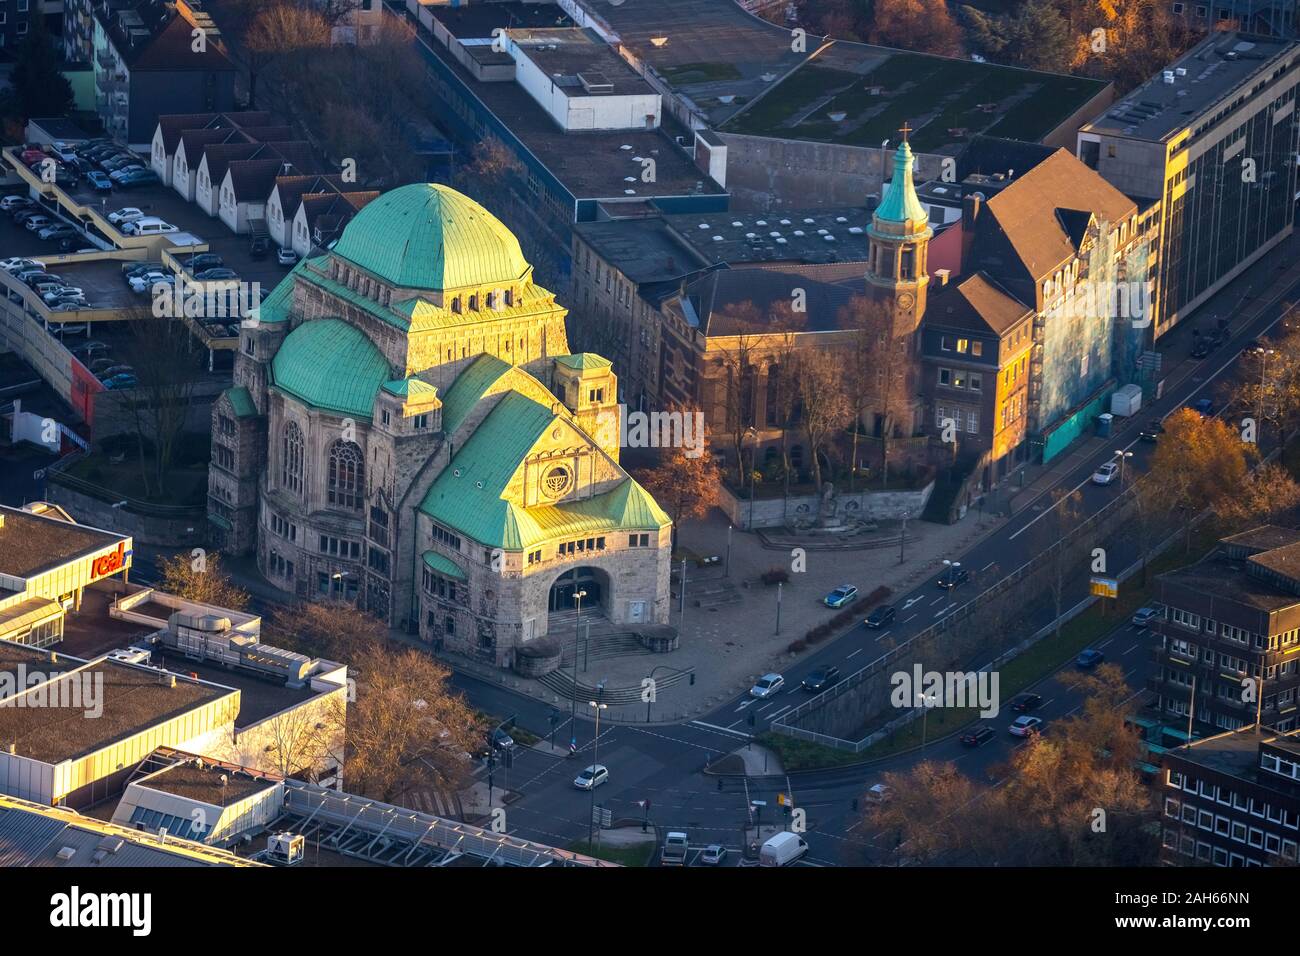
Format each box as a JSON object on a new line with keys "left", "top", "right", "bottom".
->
{"left": 691, "top": 720, "right": 753, "bottom": 739}
{"left": 903, "top": 614, "right": 917, "bottom": 624}
{"left": 980, "top": 561, "right": 995, "bottom": 572}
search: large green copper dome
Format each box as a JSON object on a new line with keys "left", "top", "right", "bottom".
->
{"left": 330, "top": 183, "right": 530, "bottom": 291}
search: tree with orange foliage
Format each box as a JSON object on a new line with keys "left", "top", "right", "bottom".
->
{"left": 868, "top": 0, "right": 965, "bottom": 57}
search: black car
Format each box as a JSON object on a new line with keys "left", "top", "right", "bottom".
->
{"left": 865, "top": 604, "right": 896, "bottom": 628}
{"left": 937, "top": 565, "right": 970, "bottom": 589}
{"left": 187, "top": 253, "right": 224, "bottom": 272}
{"left": 1191, "top": 338, "right": 1211, "bottom": 359}
{"left": 801, "top": 665, "right": 841, "bottom": 692}
{"left": 1138, "top": 419, "right": 1164, "bottom": 442}
{"left": 1010, "top": 694, "right": 1043, "bottom": 713}
{"left": 249, "top": 236, "right": 271, "bottom": 259}
{"left": 959, "top": 727, "right": 996, "bottom": 748}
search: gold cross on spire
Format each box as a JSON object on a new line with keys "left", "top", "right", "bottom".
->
{"left": 898, "top": 122, "right": 912, "bottom": 143}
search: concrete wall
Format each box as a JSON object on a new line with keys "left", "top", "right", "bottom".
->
{"left": 716, "top": 132, "right": 948, "bottom": 211}
{"left": 718, "top": 481, "right": 934, "bottom": 530}
{"left": 45, "top": 481, "right": 208, "bottom": 549}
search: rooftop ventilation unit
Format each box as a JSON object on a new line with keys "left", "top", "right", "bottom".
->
{"left": 578, "top": 72, "right": 614, "bottom": 94}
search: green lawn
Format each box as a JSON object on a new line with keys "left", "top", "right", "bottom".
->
{"left": 568, "top": 838, "right": 655, "bottom": 867}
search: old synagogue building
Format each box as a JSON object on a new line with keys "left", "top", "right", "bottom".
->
{"left": 207, "top": 183, "right": 672, "bottom": 668}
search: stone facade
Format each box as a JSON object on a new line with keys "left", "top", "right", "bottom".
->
{"left": 208, "top": 184, "right": 672, "bottom": 668}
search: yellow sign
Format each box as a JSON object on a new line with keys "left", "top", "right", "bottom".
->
{"left": 1090, "top": 576, "right": 1118, "bottom": 599}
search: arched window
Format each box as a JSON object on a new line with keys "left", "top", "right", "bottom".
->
{"left": 282, "top": 421, "right": 304, "bottom": 494}
{"left": 327, "top": 440, "right": 365, "bottom": 509}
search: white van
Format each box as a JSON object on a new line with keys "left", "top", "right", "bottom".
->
{"left": 124, "top": 217, "right": 177, "bottom": 237}
{"left": 758, "top": 831, "right": 808, "bottom": 867}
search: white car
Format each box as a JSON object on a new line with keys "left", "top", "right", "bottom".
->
{"left": 128, "top": 271, "right": 172, "bottom": 293}
{"left": 43, "top": 287, "right": 84, "bottom": 304}
{"left": 0, "top": 196, "right": 31, "bottom": 212}
{"left": 866, "top": 783, "right": 893, "bottom": 804}
{"left": 573, "top": 765, "right": 609, "bottom": 790}
{"left": 749, "top": 673, "right": 785, "bottom": 699}
{"left": 107, "top": 207, "right": 144, "bottom": 225}
{"left": 1, "top": 257, "right": 44, "bottom": 273}
{"left": 24, "top": 215, "right": 52, "bottom": 232}
{"left": 1091, "top": 462, "right": 1120, "bottom": 486}
{"left": 1008, "top": 715, "right": 1044, "bottom": 738}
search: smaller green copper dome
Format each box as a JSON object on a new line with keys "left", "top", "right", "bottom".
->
{"left": 875, "top": 139, "right": 928, "bottom": 227}
{"left": 272, "top": 318, "right": 390, "bottom": 419}
{"left": 331, "top": 183, "right": 530, "bottom": 291}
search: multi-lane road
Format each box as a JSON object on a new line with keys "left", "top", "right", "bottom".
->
{"left": 451, "top": 264, "right": 1300, "bottom": 863}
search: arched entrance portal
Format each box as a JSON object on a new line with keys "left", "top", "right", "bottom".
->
{"left": 549, "top": 567, "right": 606, "bottom": 613}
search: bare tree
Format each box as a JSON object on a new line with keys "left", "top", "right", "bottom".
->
{"left": 795, "top": 351, "right": 853, "bottom": 491}
{"left": 841, "top": 295, "right": 913, "bottom": 490}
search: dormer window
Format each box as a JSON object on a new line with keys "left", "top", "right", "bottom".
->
{"left": 468, "top": 294, "right": 478, "bottom": 311}
{"left": 451, "top": 297, "right": 461, "bottom": 314}
{"left": 505, "top": 289, "right": 514, "bottom": 306}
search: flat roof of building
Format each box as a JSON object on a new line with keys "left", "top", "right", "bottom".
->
{"left": 512, "top": 28, "right": 656, "bottom": 98}
{"left": 139, "top": 760, "right": 278, "bottom": 807}
{"left": 1174, "top": 728, "right": 1300, "bottom": 785}
{"left": 1158, "top": 548, "right": 1300, "bottom": 613}
{"left": 720, "top": 42, "right": 1109, "bottom": 153}
{"left": 663, "top": 207, "right": 872, "bottom": 266}
{"left": 1082, "top": 32, "right": 1299, "bottom": 143}
{"left": 0, "top": 505, "right": 126, "bottom": 579}
{"left": 149, "top": 653, "right": 316, "bottom": 728}
{"left": 423, "top": 8, "right": 724, "bottom": 201}
{"left": 0, "top": 654, "right": 231, "bottom": 764}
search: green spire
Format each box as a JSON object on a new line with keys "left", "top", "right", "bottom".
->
{"left": 875, "top": 125, "right": 928, "bottom": 226}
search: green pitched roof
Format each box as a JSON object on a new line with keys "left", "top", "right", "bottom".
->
{"left": 422, "top": 550, "right": 467, "bottom": 580}
{"left": 330, "top": 183, "right": 530, "bottom": 291}
{"left": 439, "top": 353, "right": 514, "bottom": 436}
{"left": 224, "top": 385, "right": 257, "bottom": 418}
{"left": 252, "top": 259, "right": 312, "bottom": 325}
{"left": 271, "top": 318, "right": 390, "bottom": 419}
{"left": 875, "top": 139, "right": 927, "bottom": 226}
{"left": 419, "top": 390, "right": 670, "bottom": 551}
{"left": 554, "top": 353, "right": 612, "bottom": 372}
{"left": 382, "top": 377, "right": 438, "bottom": 399}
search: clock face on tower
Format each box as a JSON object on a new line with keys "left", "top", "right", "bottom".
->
{"left": 898, "top": 292, "right": 915, "bottom": 310}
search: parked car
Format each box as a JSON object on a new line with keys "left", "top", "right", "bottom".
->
{"left": 249, "top": 236, "right": 271, "bottom": 259}
{"left": 801, "top": 665, "right": 840, "bottom": 692}
{"left": 489, "top": 727, "right": 514, "bottom": 751}
{"left": 122, "top": 261, "right": 163, "bottom": 279}
{"left": 865, "top": 604, "right": 896, "bottom": 628}
{"left": 38, "top": 224, "right": 79, "bottom": 241}
{"left": 97, "top": 365, "right": 134, "bottom": 379}
{"left": 195, "top": 267, "right": 238, "bottom": 281}
{"left": 86, "top": 170, "right": 113, "bottom": 192}
{"left": 122, "top": 217, "right": 176, "bottom": 236}
{"left": 49, "top": 301, "right": 85, "bottom": 313}
{"left": 1091, "top": 461, "right": 1120, "bottom": 486}
{"left": 23, "top": 215, "right": 53, "bottom": 232}
{"left": 72, "top": 341, "right": 110, "bottom": 359}
{"left": 1, "top": 257, "right": 44, "bottom": 273}
{"left": 0, "top": 196, "right": 31, "bottom": 211}
{"left": 102, "top": 373, "right": 138, "bottom": 390}
{"left": 823, "top": 584, "right": 858, "bottom": 608}
{"left": 277, "top": 247, "right": 299, "bottom": 266}
{"left": 1139, "top": 419, "right": 1164, "bottom": 442}
{"left": 1076, "top": 648, "right": 1105, "bottom": 670}
{"left": 109, "top": 166, "right": 147, "bottom": 183}
{"left": 573, "top": 765, "right": 608, "bottom": 790}
{"left": 937, "top": 564, "right": 970, "bottom": 589}
{"left": 1008, "top": 715, "right": 1044, "bottom": 738}
{"left": 31, "top": 280, "right": 68, "bottom": 296}
{"left": 88, "top": 357, "right": 118, "bottom": 374}
{"left": 1193, "top": 397, "right": 1216, "bottom": 418}
{"left": 1132, "top": 605, "right": 1164, "bottom": 628}
{"left": 749, "top": 673, "right": 785, "bottom": 698}
{"left": 116, "top": 170, "right": 161, "bottom": 189}
{"left": 19, "top": 148, "right": 46, "bottom": 166}
{"left": 1010, "top": 694, "right": 1043, "bottom": 713}
{"left": 128, "top": 271, "right": 172, "bottom": 293}
{"left": 866, "top": 783, "right": 893, "bottom": 804}
{"left": 108, "top": 207, "right": 144, "bottom": 225}
{"left": 21, "top": 271, "right": 59, "bottom": 286}
{"left": 51, "top": 322, "right": 89, "bottom": 337}
{"left": 960, "top": 726, "right": 997, "bottom": 748}
{"left": 699, "top": 844, "right": 727, "bottom": 866}
{"left": 186, "top": 253, "right": 224, "bottom": 272}
{"left": 42, "top": 287, "right": 84, "bottom": 304}
{"left": 1191, "top": 339, "right": 1211, "bottom": 359}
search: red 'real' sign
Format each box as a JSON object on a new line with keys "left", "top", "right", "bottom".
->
{"left": 91, "top": 541, "right": 127, "bottom": 578}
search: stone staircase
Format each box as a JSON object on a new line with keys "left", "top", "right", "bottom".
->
{"left": 548, "top": 609, "right": 650, "bottom": 666}
{"left": 674, "top": 569, "right": 742, "bottom": 610}
{"left": 537, "top": 665, "right": 695, "bottom": 706}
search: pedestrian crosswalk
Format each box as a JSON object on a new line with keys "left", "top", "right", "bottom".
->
{"left": 402, "top": 788, "right": 459, "bottom": 819}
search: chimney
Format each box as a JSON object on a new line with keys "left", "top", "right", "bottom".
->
{"left": 934, "top": 269, "right": 951, "bottom": 287}
{"left": 960, "top": 191, "right": 984, "bottom": 274}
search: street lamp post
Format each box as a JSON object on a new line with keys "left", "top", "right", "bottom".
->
{"left": 918, "top": 692, "right": 937, "bottom": 753}
{"left": 745, "top": 426, "right": 758, "bottom": 529}
{"left": 588, "top": 692, "right": 608, "bottom": 847}
{"left": 1257, "top": 347, "right": 1275, "bottom": 442}
{"left": 569, "top": 589, "right": 588, "bottom": 750}
{"left": 1114, "top": 449, "right": 1133, "bottom": 490}
{"left": 899, "top": 510, "right": 909, "bottom": 565}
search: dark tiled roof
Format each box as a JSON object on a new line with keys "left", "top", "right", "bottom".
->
{"left": 927, "top": 271, "right": 1031, "bottom": 336}
{"left": 109, "top": 7, "right": 235, "bottom": 73}
{"left": 225, "top": 148, "right": 320, "bottom": 200}
{"left": 271, "top": 174, "right": 346, "bottom": 220}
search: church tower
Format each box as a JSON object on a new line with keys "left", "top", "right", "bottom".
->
{"left": 867, "top": 124, "right": 932, "bottom": 338}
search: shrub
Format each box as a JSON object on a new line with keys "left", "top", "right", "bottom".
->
{"left": 787, "top": 640, "right": 807, "bottom": 653}
{"left": 760, "top": 567, "right": 790, "bottom": 586}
